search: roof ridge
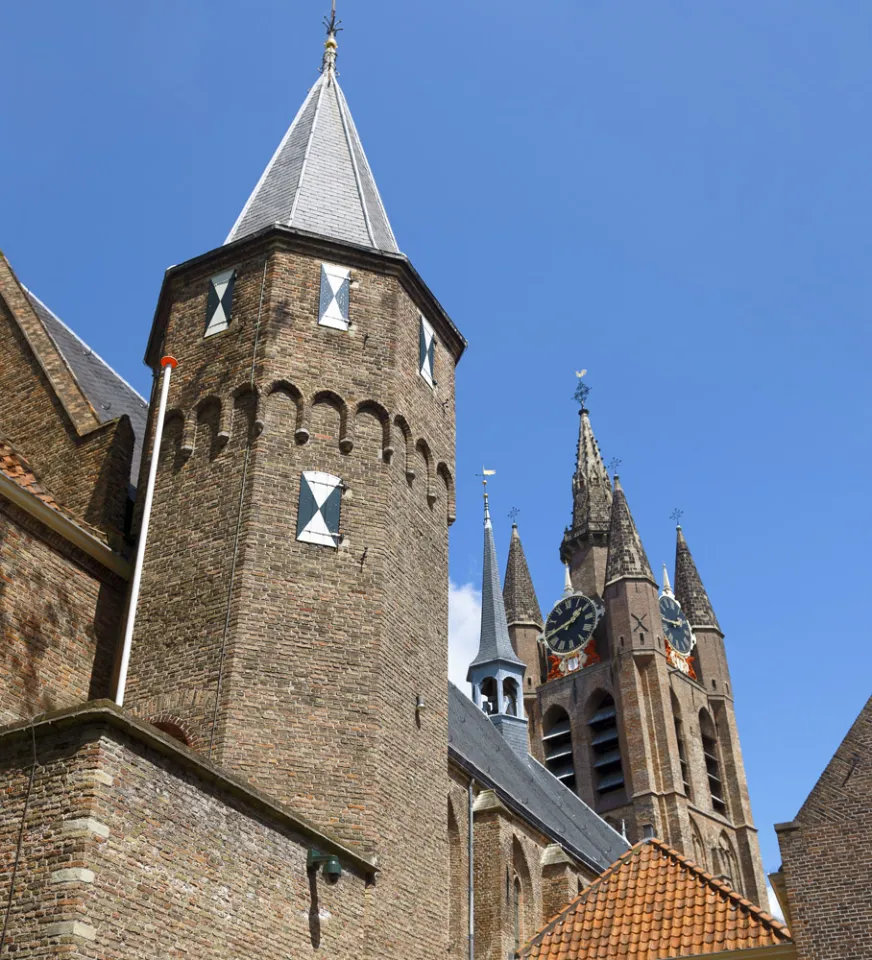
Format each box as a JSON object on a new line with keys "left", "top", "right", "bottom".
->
{"left": 23, "top": 286, "right": 147, "bottom": 405}
{"left": 289, "top": 76, "right": 327, "bottom": 228}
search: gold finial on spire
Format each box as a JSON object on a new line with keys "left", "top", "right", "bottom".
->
{"left": 477, "top": 469, "right": 496, "bottom": 527}
{"left": 322, "top": 0, "right": 342, "bottom": 74}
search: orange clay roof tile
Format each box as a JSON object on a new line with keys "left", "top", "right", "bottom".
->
{"left": 0, "top": 436, "right": 60, "bottom": 510}
{"left": 521, "top": 839, "right": 792, "bottom": 959}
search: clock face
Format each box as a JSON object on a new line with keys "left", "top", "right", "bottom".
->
{"left": 659, "top": 595, "right": 694, "bottom": 655}
{"left": 544, "top": 594, "right": 599, "bottom": 656}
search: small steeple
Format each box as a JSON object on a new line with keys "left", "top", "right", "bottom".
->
{"left": 674, "top": 526, "right": 721, "bottom": 631}
{"left": 503, "top": 523, "right": 543, "bottom": 629}
{"left": 604, "top": 476, "right": 655, "bottom": 587}
{"left": 225, "top": 8, "right": 398, "bottom": 252}
{"left": 571, "top": 407, "right": 613, "bottom": 537}
{"left": 661, "top": 563, "right": 674, "bottom": 597}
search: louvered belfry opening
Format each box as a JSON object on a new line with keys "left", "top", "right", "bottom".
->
{"left": 700, "top": 709, "right": 727, "bottom": 815}
{"left": 588, "top": 693, "right": 625, "bottom": 795}
{"left": 672, "top": 693, "right": 693, "bottom": 800}
{"left": 542, "top": 707, "right": 576, "bottom": 791}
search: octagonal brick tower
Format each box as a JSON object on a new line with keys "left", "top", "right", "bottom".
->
{"left": 124, "top": 23, "right": 465, "bottom": 959}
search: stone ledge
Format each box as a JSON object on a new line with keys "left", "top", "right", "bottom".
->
{"left": 44, "top": 921, "right": 96, "bottom": 941}
{"left": 61, "top": 818, "right": 110, "bottom": 839}
{"left": 51, "top": 868, "right": 96, "bottom": 883}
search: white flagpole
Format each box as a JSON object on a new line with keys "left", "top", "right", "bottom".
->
{"left": 115, "top": 355, "right": 177, "bottom": 707}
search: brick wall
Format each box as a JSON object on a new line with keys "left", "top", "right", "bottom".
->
{"left": 776, "top": 696, "right": 872, "bottom": 960}
{"left": 0, "top": 500, "right": 125, "bottom": 725}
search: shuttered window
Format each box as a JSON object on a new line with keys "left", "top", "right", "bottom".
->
{"left": 419, "top": 315, "right": 435, "bottom": 385}
{"left": 296, "top": 471, "right": 342, "bottom": 547}
{"left": 205, "top": 268, "right": 236, "bottom": 337}
{"left": 318, "top": 263, "right": 351, "bottom": 330}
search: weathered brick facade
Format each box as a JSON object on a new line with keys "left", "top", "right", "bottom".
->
{"left": 124, "top": 227, "right": 462, "bottom": 959}
{"left": 775, "top": 696, "right": 872, "bottom": 960}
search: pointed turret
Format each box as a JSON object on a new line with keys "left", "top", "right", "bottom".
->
{"left": 604, "top": 477, "right": 655, "bottom": 586}
{"left": 504, "top": 524, "right": 543, "bottom": 629}
{"left": 225, "top": 20, "right": 398, "bottom": 252}
{"left": 674, "top": 526, "right": 721, "bottom": 631}
{"left": 561, "top": 407, "right": 613, "bottom": 596}
{"left": 468, "top": 479, "right": 527, "bottom": 757}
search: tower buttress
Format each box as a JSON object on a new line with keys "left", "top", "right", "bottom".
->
{"left": 560, "top": 407, "right": 612, "bottom": 597}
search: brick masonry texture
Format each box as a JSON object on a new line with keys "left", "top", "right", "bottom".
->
{"left": 125, "top": 229, "right": 459, "bottom": 959}
{"left": 776, "top": 696, "right": 872, "bottom": 960}
{"left": 0, "top": 498, "right": 125, "bottom": 726}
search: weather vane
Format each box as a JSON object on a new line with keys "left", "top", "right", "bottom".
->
{"left": 607, "top": 457, "right": 622, "bottom": 474}
{"left": 573, "top": 369, "right": 590, "bottom": 409}
{"left": 671, "top": 508, "right": 684, "bottom": 525}
{"left": 508, "top": 507, "right": 520, "bottom": 523}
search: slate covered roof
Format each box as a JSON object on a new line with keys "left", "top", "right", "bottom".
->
{"left": 225, "top": 39, "right": 398, "bottom": 253}
{"left": 24, "top": 289, "right": 148, "bottom": 486}
{"left": 674, "top": 526, "right": 721, "bottom": 632}
{"left": 448, "top": 683, "right": 628, "bottom": 873}
{"left": 468, "top": 509, "right": 524, "bottom": 675}
{"left": 504, "top": 524, "right": 543, "bottom": 628}
{"left": 604, "top": 477, "right": 655, "bottom": 586}
{"left": 521, "top": 838, "right": 792, "bottom": 959}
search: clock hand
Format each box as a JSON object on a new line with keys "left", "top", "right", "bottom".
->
{"left": 545, "top": 606, "right": 586, "bottom": 643}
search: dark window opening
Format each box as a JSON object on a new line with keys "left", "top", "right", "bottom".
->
{"left": 480, "top": 677, "right": 498, "bottom": 715}
{"left": 700, "top": 710, "right": 727, "bottom": 816}
{"left": 503, "top": 678, "right": 519, "bottom": 717}
{"left": 588, "top": 693, "right": 625, "bottom": 795}
{"left": 543, "top": 707, "right": 576, "bottom": 792}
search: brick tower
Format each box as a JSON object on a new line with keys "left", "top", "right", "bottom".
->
{"left": 123, "top": 21, "right": 464, "bottom": 959}
{"left": 524, "top": 404, "right": 767, "bottom": 904}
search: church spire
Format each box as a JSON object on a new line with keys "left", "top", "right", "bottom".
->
{"left": 571, "top": 407, "right": 613, "bottom": 537}
{"left": 504, "top": 523, "right": 543, "bottom": 629}
{"left": 674, "top": 526, "right": 721, "bottom": 632}
{"left": 225, "top": 9, "right": 398, "bottom": 252}
{"left": 604, "top": 476, "right": 655, "bottom": 587}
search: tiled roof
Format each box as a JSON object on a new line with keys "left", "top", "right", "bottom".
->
{"left": 604, "top": 477, "right": 655, "bottom": 586}
{"left": 0, "top": 436, "right": 61, "bottom": 511}
{"left": 522, "top": 839, "right": 792, "bottom": 959}
{"left": 225, "top": 40, "right": 398, "bottom": 253}
{"left": 674, "top": 526, "right": 721, "bottom": 632}
{"left": 448, "top": 683, "right": 628, "bottom": 873}
{"left": 24, "top": 289, "right": 148, "bottom": 487}
{"left": 504, "top": 524, "right": 543, "bottom": 628}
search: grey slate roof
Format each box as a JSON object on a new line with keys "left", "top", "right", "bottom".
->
{"left": 468, "top": 515, "right": 525, "bottom": 676}
{"left": 674, "top": 526, "right": 721, "bottom": 632}
{"left": 24, "top": 289, "right": 148, "bottom": 487}
{"left": 225, "top": 62, "right": 398, "bottom": 252}
{"left": 604, "top": 476, "right": 655, "bottom": 586}
{"left": 448, "top": 683, "right": 629, "bottom": 872}
{"left": 504, "top": 524, "right": 543, "bottom": 628}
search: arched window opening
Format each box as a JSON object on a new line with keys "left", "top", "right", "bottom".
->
{"left": 503, "top": 678, "right": 520, "bottom": 717}
{"left": 513, "top": 876, "right": 522, "bottom": 951}
{"left": 671, "top": 693, "right": 693, "bottom": 801}
{"left": 718, "top": 832, "right": 740, "bottom": 891}
{"left": 480, "top": 677, "right": 498, "bottom": 715}
{"left": 542, "top": 707, "right": 576, "bottom": 792}
{"left": 152, "top": 719, "right": 191, "bottom": 747}
{"left": 511, "top": 836, "right": 534, "bottom": 951}
{"left": 588, "top": 693, "right": 625, "bottom": 795}
{"left": 448, "top": 801, "right": 464, "bottom": 953}
{"left": 691, "top": 820, "right": 707, "bottom": 870}
{"left": 700, "top": 710, "right": 727, "bottom": 816}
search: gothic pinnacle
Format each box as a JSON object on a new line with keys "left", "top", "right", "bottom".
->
{"left": 503, "top": 523, "right": 543, "bottom": 628}
{"left": 604, "top": 476, "right": 655, "bottom": 586}
{"left": 570, "top": 407, "right": 612, "bottom": 537}
{"left": 674, "top": 526, "right": 721, "bottom": 632}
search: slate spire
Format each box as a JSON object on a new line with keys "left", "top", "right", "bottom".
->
{"left": 468, "top": 484, "right": 524, "bottom": 678}
{"left": 674, "top": 526, "right": 721, "bottom": 632}
{"left": 503, "top": 524, "right": 543, "bottom": 629}
{"left": 604, "top": 476, "right": 655, "bottom": 586}
{"left": 571, "top": 408, "right": 613, "bottom": 538}
{"left": 225, "top": 15, "right": 398, "bottom": 252}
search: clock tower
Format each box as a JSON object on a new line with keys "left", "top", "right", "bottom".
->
{"left": 522, "top": 403, "right": 768, "bottom": 905}
{"left": 123, "top": 20, "right": 465, "bottom": 960}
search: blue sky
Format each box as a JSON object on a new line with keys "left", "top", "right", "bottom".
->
{"left": 3, "top": 1, "right": 871, "bottom": 884}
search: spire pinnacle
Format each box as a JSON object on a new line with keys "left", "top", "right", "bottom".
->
{"left": 478, "top": 468, "right": 496, "bottom": 528}
{"left": 674, "top": 526, "right": 721, "bottom": 631}
{"left": 661, "top": 563, "right": 674, "bottom": 597}
{"left": 503, "top": 524, "right": 543, "bottom": 628}
{"left": 604, "top": 476, "right": 656, "bottom": 587}
{"left": 563, "top": 564, "right": 573, "bottom": 595}
{"left": 569, "top": 406, "right": 612, "bottom": 537}
{"left": 321, "top": 2, "right": 341, "bottom": 74}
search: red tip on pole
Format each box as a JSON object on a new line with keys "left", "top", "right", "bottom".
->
{"left": 160, "top": 356, "right": 178, "bottom": 369}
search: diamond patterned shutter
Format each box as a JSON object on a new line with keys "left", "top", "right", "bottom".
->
{"left": 296, "top": 471, "right": 342, "bottom": 547}
{"left": 318, "top": 264, "right": 351, "bottom": 330}
{"left": 205, "top": 268, "right": 236, "bottom": 336}
{"left": 419, "top": 315, "right": 435, "bottom": 385}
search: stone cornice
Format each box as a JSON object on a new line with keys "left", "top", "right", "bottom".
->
{"left": 0, "top": 700, "right": 378, "bottom": 878}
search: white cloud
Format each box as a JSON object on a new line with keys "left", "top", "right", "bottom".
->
{"left": 767, "top": 884, "right": 786, "bottom": 924}
{"left": 448, "top": 580, "right": 481, "bottom": 696}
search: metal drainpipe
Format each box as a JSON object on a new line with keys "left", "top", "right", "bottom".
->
{"left": 468, "top": 778, "right": 475, "bottom": 960}
{"left": 115, "top": 355, "right": 177, "bottom": 707}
